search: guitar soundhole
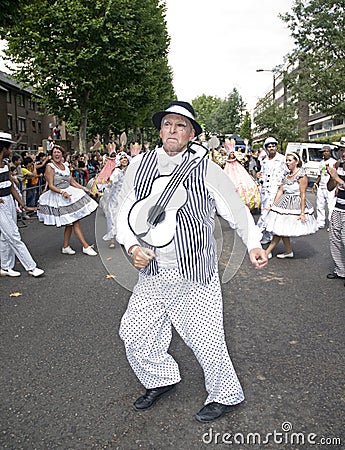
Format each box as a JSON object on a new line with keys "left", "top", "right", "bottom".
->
{"left": 147, "top": 204, "right": 166, "bottom": 226}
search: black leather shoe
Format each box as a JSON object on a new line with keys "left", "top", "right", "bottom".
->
{"left": 195, "top": 402, "right": 240, "bottom": 422}
{"left": 327, "top": 273, "right": 345, "bottom": 279}
{"left": 133, "top": 384, "right": 177, "bottom": 411}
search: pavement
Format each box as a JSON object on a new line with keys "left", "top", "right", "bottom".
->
{"left": 0, "top": 194, "right": 344, "bottom": 450}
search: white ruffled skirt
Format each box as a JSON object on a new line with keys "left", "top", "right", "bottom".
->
{"left": 264, "top": 193, "right": 318, "bottom": 237}
{"left": 37, "top": 186, "right": 98, "bottom": 227}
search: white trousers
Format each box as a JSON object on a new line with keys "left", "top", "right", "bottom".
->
{"left": 119, "top": 267, "right": 244, "bottom": 406}
{"left": 0, "top": 195, "right": 36, "bottom": 271}
{"left": 316, "top": 187, "right": 336, "bottom": 228}
{"left": 257, "top": 190, "right": 277, "bottom": 240}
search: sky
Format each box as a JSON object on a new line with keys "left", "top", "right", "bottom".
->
{"left": 0, "top": 0, "right": 294, "bottom": 113}
{"left": 164, "top": 0, "right": 295, "bottom": 111}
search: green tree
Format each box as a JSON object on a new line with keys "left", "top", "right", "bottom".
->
{"left": 0, "top": 0, "right": 21, "bottom": 27}
{"left": 208, "top": 88, "right": 246, "bottom": 135}
{"left": 239, "top": 111, "right": 252, "bottom": 142}
{"left": 0, "top": 0, "right": 174, "bottom": 152}
{"left": 192, "top": 94, "right": 222, "bottom": 137}
{"left": 281, "top": 0, "right": 345, "bottom": 117}
{"left": 254, "top": 98, "right": 301, "bottom": 148}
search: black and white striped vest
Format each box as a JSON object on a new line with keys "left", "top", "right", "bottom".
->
{"left": 334, "top": 170, "right": 345, "bottom": 211}
{"left": 133, "top": 148, "right": 217, "bottom": 284}
{"left": 0, "top": 165, "right": 11, "bottom": 197}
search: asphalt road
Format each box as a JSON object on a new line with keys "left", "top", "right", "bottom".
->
{"left": 1, "top": 194, "right": 344, "bottom": 450}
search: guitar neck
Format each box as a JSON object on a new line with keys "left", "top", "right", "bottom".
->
{"left": 157, "top": 144, "right": 208, "bottom": 209}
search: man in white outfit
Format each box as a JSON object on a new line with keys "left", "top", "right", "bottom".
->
{"left": 0, "top": 132, "right": 44, "bottom": 277}
{"left": 116, "top": 101, "right": 268, "bottom": 422}
{"left": 256, "top": 137, "right": 287, "bottom": 244}
{"left": 311, "top": 145, "right": 337, "bottom": 229}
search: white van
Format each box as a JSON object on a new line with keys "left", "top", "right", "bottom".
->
{"left": 285, "top": 142, "right": 337, "bottom": 184}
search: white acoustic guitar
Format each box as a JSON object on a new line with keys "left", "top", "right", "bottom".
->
{"left": 128, "top": 142, "right": 209, "bottom": 247}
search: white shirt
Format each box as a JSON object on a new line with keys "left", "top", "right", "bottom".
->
{"left": 116, "top": 148, "right": 262, "bottom": 265}
{"left": 260, "top": 152, "right": 287, "bottom": 193}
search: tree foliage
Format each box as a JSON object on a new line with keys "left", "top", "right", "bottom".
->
{"left": 239, "top": 111, "right": 252, "bottom": 141}
{"left": 281, "top": 0, "right": 345, "bottom": 117}
{"left": 192, "top": 94, "right": 222, "bottom": 137}
{"left": 192, "top": 89, "right": 246, "bottom": 137}
{"left": 254, "top": 97, "right": 302, "bottom": 147}
{"left": 0, "top": 0, "right": 174, "bottom": 152}
{"left": 0, "top": 0, "right": 21, "bottom": 27}
{"left": 208, "top": 89, "right": 246, "bottom": 135}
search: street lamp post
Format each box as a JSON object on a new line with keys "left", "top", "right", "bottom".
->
{"left": 256, "top": 69, "right": 276, "bottom": 101}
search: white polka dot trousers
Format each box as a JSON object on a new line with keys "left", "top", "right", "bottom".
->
{"left": 119, "top": 267, "right": 244, "bottom": 405}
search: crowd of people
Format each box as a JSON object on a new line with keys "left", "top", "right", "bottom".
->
{"left": 0, "top": 137, "right": 154, "bottom": 264}
{"left": 1, "top": 122, "right": 344, "bottom": 278}
{"left": 1, "top": 102, "right": 344, "bottom": 423}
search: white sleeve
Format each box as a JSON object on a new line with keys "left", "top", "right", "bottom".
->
{"left": 206, "top": 161, "right": 262, "bottom": 251}
{"left": 110, "top": 168, "right": 120, "bottom": 184}
{"left": 116, "top": 156, "right": 142, "bottom": 252}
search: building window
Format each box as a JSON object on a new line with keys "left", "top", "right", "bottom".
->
{"left": 6, "top": 91, "right": 11, "bottom": 103}
{"left": 17, "top": 94, "right": 25, "bottom": 107}
{"left": 28, "top": 98, "right": 36, "bottom": 110}
{"left": 323, "top": 120, "right": 333, "bottom": 130}
{"left": 18, "top": 117, "right": 26, "bottom": 133}
{"left": 7, "top": 115, "right": 13, "bottom": 130}
{"left": 38, "top": 121, "right": 42, "bottom": 133}
{"left": 312, "top": 123, "right": 322, "bottom": 131}
{"left": 32, "top": 120, "right": 36, "bottom": 132}
{"left": 334, "top": 118, "right": 344, "bottom": 126}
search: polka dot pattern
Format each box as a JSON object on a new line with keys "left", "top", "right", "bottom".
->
{"left": 119, "top": 267, "right": 244, "bottom": 405}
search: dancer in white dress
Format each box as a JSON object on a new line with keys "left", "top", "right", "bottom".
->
{"left": 102, "top": 152, "right": 130, "bottom": 248}
{"left": 264, "top": 152, "right": 318, "bottom": 258}
{"left": 37, "top": 146, "right": 98, "bottom": 256}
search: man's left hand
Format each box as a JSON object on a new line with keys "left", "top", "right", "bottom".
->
{"left": 249, "top": 248, "right": 268, "bottom": 269}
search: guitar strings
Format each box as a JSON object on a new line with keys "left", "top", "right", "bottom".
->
{"left": 156, "top": 143, "right": 209, "bottom": 208}
{"left": 154, "top": 156, "right": 200, "bottom": 209}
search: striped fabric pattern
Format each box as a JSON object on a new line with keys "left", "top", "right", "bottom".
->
{"left": 334, "top": 170, "right": 345, "bottom": 211}
{"left": 134, "top": 149, "right": 216, "bottom": 284}
{"left": 0, "top": 165, "right": 11, "bottom": 197}
{"left": 38, "top": 194, "right": 94, "bottom": 217}
{"left": 329, "top": 209, "right": 345, "bottom": 277}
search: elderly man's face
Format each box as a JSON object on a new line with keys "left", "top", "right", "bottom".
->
{"left": 160, "top": 113, "right": 195, "bottom": 156}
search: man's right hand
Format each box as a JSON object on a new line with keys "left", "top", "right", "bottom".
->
{"left": 131, "top": 246, "right": 155, "bottom": 269}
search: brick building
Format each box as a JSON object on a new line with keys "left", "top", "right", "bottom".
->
{"left": 0, "top": 70, "right": 56, "bottom": 151}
